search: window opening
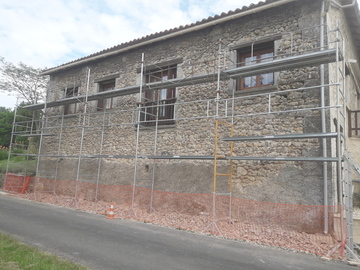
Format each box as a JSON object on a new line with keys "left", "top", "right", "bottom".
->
{"left": 141, "top": 65, "right": 177, "bottom": 125}
{"left": 237, "top": 42, "right": 274, "bottom": 90}
{"left": 64, "top": 87, "right": 78, "bottom": 115}
{"left": 97, "top": 80, "right": 115, "bottom": 110}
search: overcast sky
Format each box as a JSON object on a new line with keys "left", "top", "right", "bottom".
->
{"left": 0, "top": 0, "right": 258, "bottom": 109}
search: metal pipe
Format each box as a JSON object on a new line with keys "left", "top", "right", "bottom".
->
{"left": 5, "top": 96, "right": 20, "bottom": 178}
{"left": 132, "top": 53, "right": 145, "bottom": 210}
{"left": 320, "top": 0, "right": 329, "bottom": 234}
{"left": 95, "top": 111, "right": 106, "bottom": 202}
{"left": 74, "top": 67, "right": 91, "bottom": 203}
{"left": 335, "top": 20, "right": 345, "bottom": 247}
{"left": 149, "top": 79, "right": 160, "bottom": 212}
{"left": 335, "top": 21, "right": 343, "bottom": 201}
{"left": 342, "top": 39, "right": 348, "bottom": 148}
{"left": 215, "top": 40, "right": 222, "bottom": 117}
{"left": 222, "top": 132, "right": 338, "bottom": 141}
{"left": 34, "top": 82, "right": 50, "bottom": 198}
{"left": 53, "top": 113, "right": 65, "bottom": 194}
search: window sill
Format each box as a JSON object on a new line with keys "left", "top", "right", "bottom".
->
{"left": 135, "top": 122, "right": 177, "bottom": 130}
{"left": 97, "top": 108, "right": 115, "bottom": 112}
{"left": 63, "top": 114, "right": 79, "bottom": 118}
{"left": 231, "top": 85, "right": 278, "bottom": 97}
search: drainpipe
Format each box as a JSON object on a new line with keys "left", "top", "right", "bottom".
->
{"left": 320, "top": 0, "right": 328, "bottom": 234}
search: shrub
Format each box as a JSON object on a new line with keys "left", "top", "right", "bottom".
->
{"left": 0, "top": 149, "right": 8, "bottom": 161}
{"left": 0, "top": 173, "right": 4, "bottom": 189}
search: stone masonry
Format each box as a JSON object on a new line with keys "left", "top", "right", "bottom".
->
{"left": 36, "top": 0, "right": 360, "bottom": 206}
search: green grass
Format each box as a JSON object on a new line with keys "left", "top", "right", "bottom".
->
{"left": 0, "top": 148, "right": 37, "bottom": 176}
{"left": 0, "top": 233, "right": 88, "bottom": 270}
{"left": 0, "top": 149, "right": 8, "bottom": 160}
{"left": 0, "top": 159, "right": 37, "bottom": 176}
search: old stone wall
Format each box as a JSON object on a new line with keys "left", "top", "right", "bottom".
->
{"left": 39, "top": 0, "right": 334, "bottom": 205}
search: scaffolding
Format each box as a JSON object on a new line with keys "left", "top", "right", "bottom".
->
{"left": 4, "top": 24, "right": 359, "bottom": 258}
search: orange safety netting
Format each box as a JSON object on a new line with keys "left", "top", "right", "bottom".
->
{"left": 2, "top": 173, "right": 31, "bottom": 194}
{"left": 3, "top": 176, "right": 346, "bottom": 259}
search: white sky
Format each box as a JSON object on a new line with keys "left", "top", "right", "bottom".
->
{"left": 0, "top": 0, "right": 258, "bottom": 109}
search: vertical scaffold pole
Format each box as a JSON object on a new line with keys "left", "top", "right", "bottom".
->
{"left": 215, "top": 40, "right": 222, "bottom": 117}
{"left": 53, "top": 114, "right": 65, "bottom": 195}
{"left": 34, "top": 82, "right": 50, "bottom": 199}
{"left": 74, "top": 67, "right": 91, "bottom": 204}
{"left": 320, "top": 1, "right": 328, "bottom": 234}
{"left": 132, "top": 53, "right": 145, "bottom": 211}
{"left": 214, "top": 40, "right": 222, "bottom": 229}
{"left": 149, "top": 90, "right": 160, "bottom": 212}
{"left": 5, "top": 95, "right": 20, "bottom": 181}
{"left": 95, "top": 110, "right": 106, "bottom": 202}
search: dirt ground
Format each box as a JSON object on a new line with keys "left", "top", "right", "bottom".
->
{"left": 8, "top": 191, "right": 346, "bottom": 260}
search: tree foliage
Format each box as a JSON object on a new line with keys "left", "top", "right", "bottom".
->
{"left": 0, "top": 57, "right": 49, "bottom": 104}
{"left": 0, "top": 107, "right": 14, "bottom": 147}
{"left": 0, "top": 104, "right": 35, "bottom": 148}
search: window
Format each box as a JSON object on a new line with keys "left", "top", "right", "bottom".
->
{"left": 237, "top": 42, "right": 274, "bottom": 90}
{"left": 141, "top": 65, "right": 177, "bottom": 125}
{"left": 348, "top": 109, "right": 360, "bottom": 137}
{"left": 97, "top": 80, "right": 115, "bottom": 111}
{"left": 64, "top": 87, "right": 78, "bottom": 115}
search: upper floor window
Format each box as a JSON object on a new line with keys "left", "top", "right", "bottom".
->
{"left": 64, "top": 87, "right": 78, "bottom": 115}
{"left": 141, "top": 65, "right": 177, "bottom": 125}
{"left": 237, "top": 42, "right": 274, "bottom": 90}
{"left": 349, "top": 109, "right": 360, "bottom": 137}
{"left": 97, "top": 79, "right": 115, "bottom": 111}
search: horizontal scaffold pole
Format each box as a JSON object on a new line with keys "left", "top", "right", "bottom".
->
{"left": 222, "top": 132, "right": 339, "bottom": 142}
{"left": 23, "top": 49, "right": 338, "bottom": 111}
{"left": 14, "top": 153, "right": 340, "bottom": 162}
{"left": 227, "top": 156, "right": 340, "bottom": 162}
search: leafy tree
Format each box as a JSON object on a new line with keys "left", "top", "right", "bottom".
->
{"left": 0, "top": 107, "right": 14, "bottom": 147}
{"left": 0, "top": 104, "right": 36, "bottom": 149}
{"left": 0, "top": 57, "right": 49, "bottom": 104}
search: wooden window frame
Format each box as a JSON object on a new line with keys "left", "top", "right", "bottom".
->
{"left": 64, "top": 87, "right": 79, "bottom": 115}
{"left": 237, "top": 42, "right": 274, "bottom": 91}
{"left": 97, "top": 80, "right": 116, "bottom": 111}
{"left": 141, "top": 65, "right": 177, "bottom": 125}
{"left": 348, "top": 109, "right": 360, "bottom": 137}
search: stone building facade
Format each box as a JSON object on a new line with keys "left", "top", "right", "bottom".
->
{"left": 25, "top": 0, "right": 360, "bottom": 206}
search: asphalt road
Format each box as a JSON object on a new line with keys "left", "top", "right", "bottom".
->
{"left": 0, "top": 193, "right": 353, "bottom": 270}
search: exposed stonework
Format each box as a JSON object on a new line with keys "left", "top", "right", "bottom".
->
{"left": 34, "top": 0, "right": 360, "bottom": 206}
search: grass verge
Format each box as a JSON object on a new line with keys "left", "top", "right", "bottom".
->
{"left": 0, "top": 148, "right": 37, "bottom": 177}
{"left": 0, "top": 233, "right": 88, "bottom": 270}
